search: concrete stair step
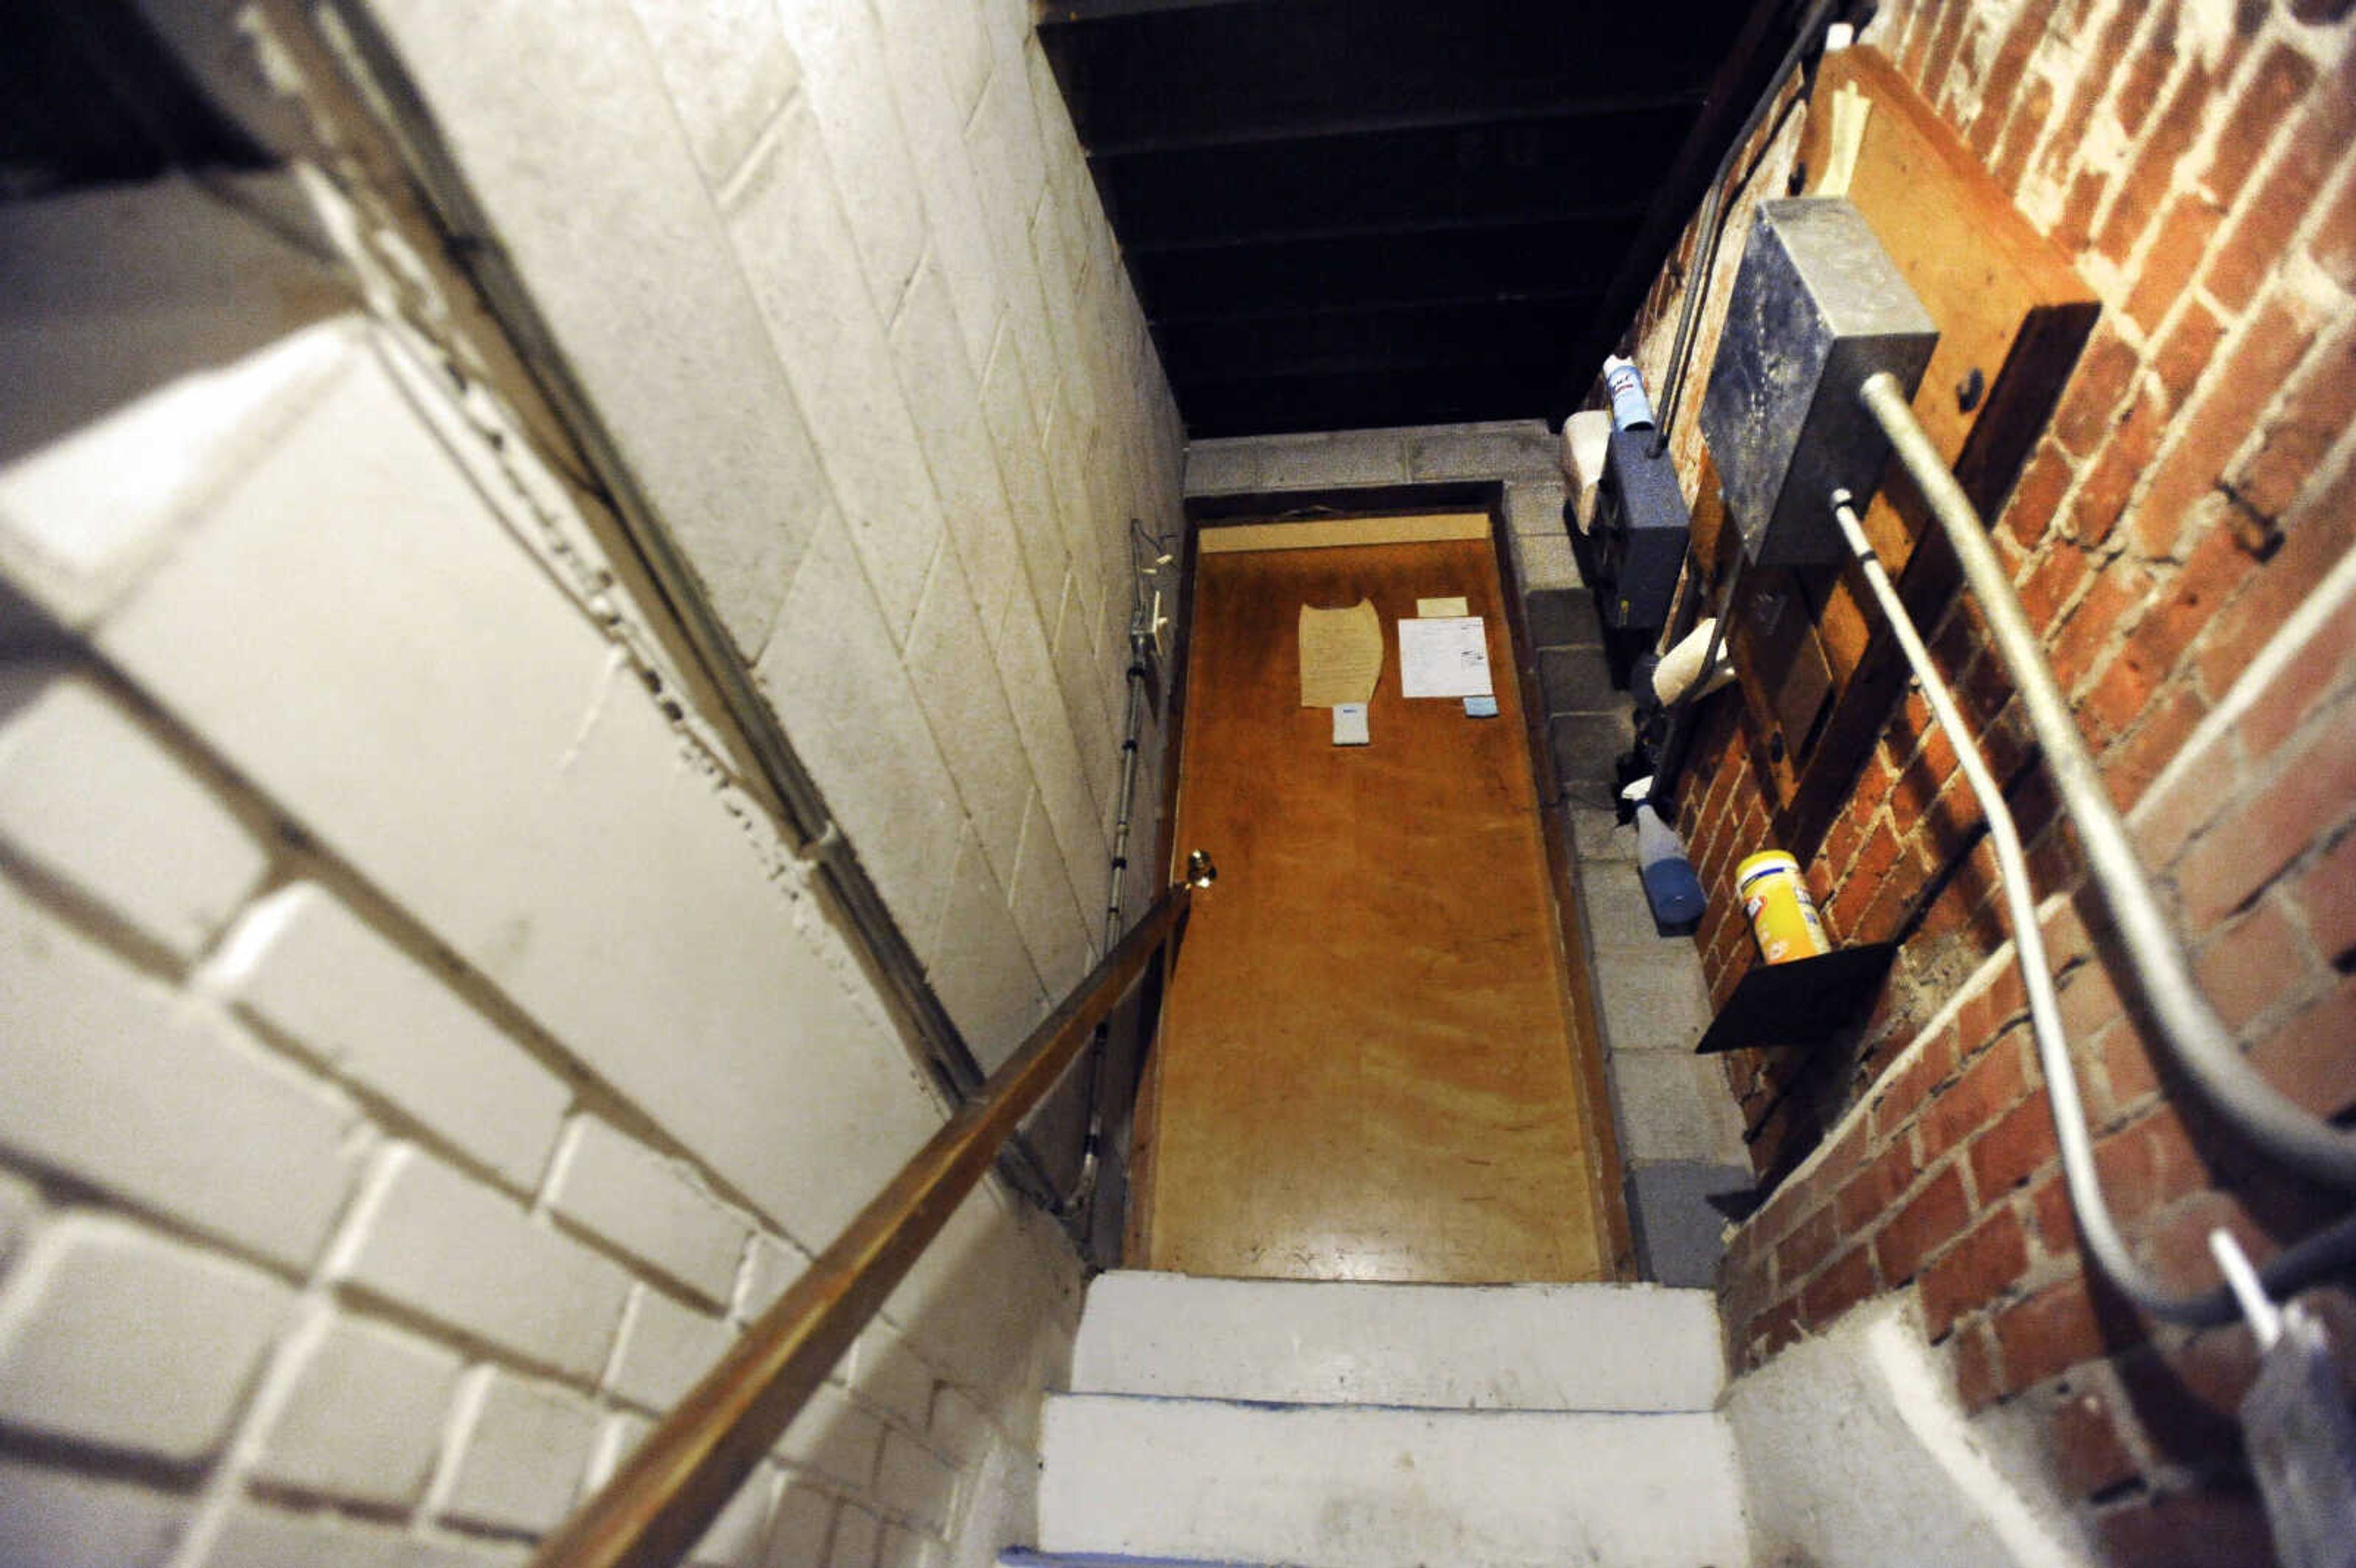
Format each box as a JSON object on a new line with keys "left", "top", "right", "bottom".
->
{"left": 1071, "top": 1272, "right": 1725, "bottom": 1413}
{"left": 1038, "top": 1393, "right": 1750, "bottom": 1568}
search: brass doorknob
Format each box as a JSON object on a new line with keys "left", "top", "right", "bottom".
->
{"left": 1184, "top": 850, "right": 1217, "bottom": 890}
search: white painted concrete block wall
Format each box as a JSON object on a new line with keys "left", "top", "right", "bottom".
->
{"left": 358, "top": 0, "right": 1188, "bottom": 1060}
{"left": 0, "top": 165, "right": 1090, "bottom": 1565}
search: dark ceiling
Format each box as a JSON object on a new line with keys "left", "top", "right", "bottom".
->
{"left": 1041, "top": 0, "right": 1787, "bottom": 438}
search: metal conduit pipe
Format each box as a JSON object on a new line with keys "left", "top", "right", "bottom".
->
{"left": 1858, "top": 372, "right": 2356, "bottom": 1192}
{"left": 1831, "top": 494, "right": 2356, "bottom": 1321}
{"left": 1040, "top": 615, "right": 1155, "bottom": 1226}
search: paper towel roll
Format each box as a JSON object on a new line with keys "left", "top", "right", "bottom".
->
{"left": 1561, "top": 409, "right": 1614, "bottom": 533}
{"left": 1654, "top": 617, "right": 1736, "bottom": 704}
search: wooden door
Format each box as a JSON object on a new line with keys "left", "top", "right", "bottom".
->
{"left": 1133, "top": 515, "right": 1619, "bottom": 1282}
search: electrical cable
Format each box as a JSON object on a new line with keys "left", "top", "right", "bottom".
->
{"left": 1833, "top": 490, "right": 2356, "bottom": 1324}
{"left": 1859, "top": 373, "right": 2356, "bottom": 1192}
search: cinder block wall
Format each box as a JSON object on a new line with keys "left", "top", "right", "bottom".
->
{"left": 1621, "top": 1, "right": 2356, "bottom": 1554}
{"left": 0, "top": 0, "right": 1184, "bottom": 1560}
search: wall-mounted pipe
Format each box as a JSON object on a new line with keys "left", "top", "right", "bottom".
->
{"left": 1833, "top": 385, "right": 2356, "bottom": 1324}
{"left": 1858, "top": 372, "right": 2356, "bottom": 1193}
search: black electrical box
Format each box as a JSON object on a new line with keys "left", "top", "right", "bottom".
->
{"left": 1592, "top": 426, "right": 1691, "bottom": 635}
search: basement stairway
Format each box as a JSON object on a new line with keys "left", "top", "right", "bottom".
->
{"left": 1009, "top": 1271, "right": 1754, "bottom": 1568}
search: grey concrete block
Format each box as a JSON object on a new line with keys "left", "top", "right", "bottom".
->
{"left": 1627, "top": 1163, "right": 1755, "bottom": 1289}
{"left": 1182, "top": 440, "right": 1262, "bottom": 496}
{"left": 889, "top": 264, "right": 1027, "bottom": 649}
{"left": 365, "top": 0, "right": 823, "bottom": 656}
{"left": 1547, "top": 710, "right": 1633, "bottom": 806}
{"left": 872, "top": 0, "right": 1003, "bottom": 372}
{"left": 724, "top": 102, "right": 943, "bottom": 643}
{"left": 981, "top": 326, "right": 1070, "bottom": 629}
{"left": 1569, "top": 805, "right": 1636, "bottom": 864}
{"left": 1509, "top": 529, "right": 1582, "bottom": 590}
{"left": 1405, "top": 421, "right": 1557, "bottom": 480}
{"left": 1596, "top": 948, "right": 1713, "bottom": 1054}
{"left": 1582, "top": 863, "right": 1670, "bottom": 951}
{"left": 1504, "top": 478, "right": 1569, "bottom": 536}
{"left": 1611, "top": 1052, "right": 1747, "bottom": 1167}
{"left": 1255, "top": 431, "right": 1412, "bottom": 491}
{"left": 904, "top": 549, "right": 1035, "bottom": 894}
{"left": 1538, "top": 645, "right": 1617, "bottom": 717}
{"left": 625, "top": 0, "right": 799, "bottom": 190}
{"left": 776, "top": 0, "right": 929, "bottom": 309}
{"left": 1524, "top": 588, "right": 1600, "bottom": 650}
{"left": 928, "top": 833, "right": 1047, "bottom": 1071}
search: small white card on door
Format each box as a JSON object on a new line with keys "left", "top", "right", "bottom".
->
{"left": 1398, "top": 617, "right": 1493, "bottom": 699}
{"left": 1331, "top": 703, "right": 1370, "bottom": 745}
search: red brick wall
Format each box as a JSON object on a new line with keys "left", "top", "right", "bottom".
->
{"left": 1647, "top": 1, "right": 2356, "bottom": 1555}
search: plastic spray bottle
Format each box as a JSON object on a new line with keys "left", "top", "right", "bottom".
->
{"left": 1623, "top": 775, "right": 1706, "bottom": 928}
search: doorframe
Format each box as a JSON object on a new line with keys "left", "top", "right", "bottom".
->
{"left": 1131, "top": 483, "right": 1634, "bottom": 1278}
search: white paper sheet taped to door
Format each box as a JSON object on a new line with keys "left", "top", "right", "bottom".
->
{"left": 1398, "top": 617, "right": 1494, "bottom": 699}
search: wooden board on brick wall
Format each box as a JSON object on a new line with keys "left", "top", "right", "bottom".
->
{"left": 1747, "top": 45, "right": 2097, "bottom": 856}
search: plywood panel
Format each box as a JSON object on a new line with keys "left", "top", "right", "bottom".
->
{"left": 1138, "top": 532, "right": 1613, "bottom": 1283}
{"left": 1197, "top": 513, "right": 1493, "bottom": 553}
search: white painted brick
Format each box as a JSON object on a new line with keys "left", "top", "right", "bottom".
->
{"left": 1050, "top": 577, "right": 1118, "bottom": 820}
{"left": 777, "top": 0, "right": 929, "bottom": 309}
{"left": 1512, "top": 528, "right": 1583, "bottom": 590}
{"left": 363, "top": 0, "right": 824, "bottom": 653}
{"left": 218, "top": 883, "right": 569, "bottom": 1193}
{"left": 93, "top": 334, "right": 942, "bottom": 1246}
{"left": 624, "top": 0, "right": 800, "bottom": 191}
{"left": 880, "top": 1188, "right": 1079, "bottom": 1448}
{"left": 552, "top": 1117, "right": 751, "bottom": 1308}
{"left": 0, "top": 876, "right": 357, "bottom": 1270}
{"left": 612, "top": 1286, "right": 736, "bottom": 1412}
{"left": 1004, "top": 794, "right": 1091, "bottom": 1001}
{"left": 903, "top": 553, "right": 1035, "bottom": 897}
{"left": 979, "top": 328, "right": 1068, "bottom": 634}
{"left": 879, "top": 0, "right": 990, "bottom": 120}
{"left": 926, "top": 1388, "right": 990, "bottom": 1474}
{"left": 0, "top": 1215, "right": 288, "bottom": 1464}
{"left": 925, "top": 832, "right": 1045, "bottom": 1073}
{"left": 754, "top": 517, "right": 964, "bottom": 958}
{"left": 830, "top": 1503, "right": 882, "bottom": 1568}
{"left": 201, "top": 1506, "right": 521, "bottom": 1568}
{"left": 1406, "top": 421, "right": 1561, "bottom": 480}
{"left": 876, "top": 1429, "right": 957, "bottom": 1532}
{"left": 941, "top": 1429, "right": 1036, "bottom": 1568}
{"left": 777, "top": 1383, "right": 884, "bottom": 1491}
{"left": 687, "top": 1463, "right": 779, "bottom": 1568}
{"left": 888, "top": 265, "right": 1026, "bottom": 652}
{"left": 0, "top": 1170, "right": 36, "bottom": 1274}
{"left": 965, "top": 77, "right": 1060, "bottom": 423}
{"left": 766, "top": 1480, "right": 838, "bottom": 1564}
{"left": 0, "top": 188, "right": 350, "bottom": 628}
{"left": 878, "top": 1524, "right": 942, "bottom": 1568}
{"left": 993, "top": 599, "right": 1103, "bottom": 891}
{"left": 255, "top": 1316, "right": 461, "bottom": 1507}
{"left": 0, "top": 1458, "right": 188, "bottom": 1568}
{"left": 1505, "top": 478, "right": 1570, "bottom": 537}
{"left": 444, "top": 1372, "right": 601, "bottom": 1536}
{"left": 847, "top": 1326, "right": 939, "bottom": 1434}
{"left": 724, "top": 102, "right": 944, "bottom": 643}
{"left": 872, "top": 9, "right": 1003, "bottom": 374}
{"left": 342, "top": 1150, "right": 628, "bottom": 1382}
{"left": 0, "top": 665, "right": 266, "bottom": 958}
{"left": 737, "top": 1233, "right": 810, "bottom": 1323}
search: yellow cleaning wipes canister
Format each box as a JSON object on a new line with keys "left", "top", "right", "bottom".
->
{"left": 1737, "top": 850, "right": 1831, "bottom": 964}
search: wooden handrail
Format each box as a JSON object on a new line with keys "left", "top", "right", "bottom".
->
{"left": 526, "top": 879, "right": 1199, "bottom": 1568}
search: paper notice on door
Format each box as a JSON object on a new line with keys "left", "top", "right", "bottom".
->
{"left": 1416, "top": 596, "right": 1470, "bottom": 618}
{"left": 1298, "top": 599, "right": 1384, "bottom": 707}
{"left": 1398, "top": 616, "right": 1494, "bottom": 699}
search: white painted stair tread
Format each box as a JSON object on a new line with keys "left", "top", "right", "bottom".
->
{"left": 1072, "top": 1272, "right": 1725, "bottom": 1412}
{"left": 1038, "top": 1394, "right": 1750, "bottom": 1568}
